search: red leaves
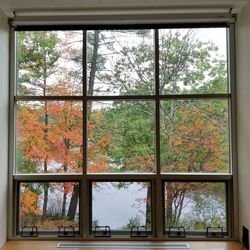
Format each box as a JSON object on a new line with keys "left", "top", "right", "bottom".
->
{"left": 63, "top": 182, "right": 73, "bottom": 194}
{"left": 17, "top": 100, "right": 82, "bottom": 173}
{"left": 88, "top": 162, "right": 108, "bottom": 173}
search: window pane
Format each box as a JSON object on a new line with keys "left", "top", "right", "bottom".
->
{"left": 92, "top": 182, "right": 151, "bottom": 231}
{"left": 16, "top": 101, "right": 83, "bottom": 174}
{"left": 17, "top": 31, "right": 83, "bottom": 96}
{"left": 159, "top": 28, "right": 228, "bottom": 94}
{"left": 87, "top": 30, "right": 154, "bottom": 96}
{"left": 160, "top": 99, "right": 229, "bottom": 173}
{"left": 164, "top": 182, "right": 227, "bottom": 234}
{"left": 87, "top": 101, "right": 155, "bottom": 173}
{"left": 19, "top": 182, "right": 80, "bottom": 232}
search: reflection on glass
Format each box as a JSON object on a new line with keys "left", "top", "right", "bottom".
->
{"left": 160, "top": 99, "right": 229, "bottom": 173}
{"left": 19, "top": 182, "right": 80, "bottom": 231}
{"left": 87, "top": 101, "right": 155, "bottom": 173}
{"left": 16, "top": 101, "right": 83, "bottom": 174}
{"left": 159, "top": 28, "right": 228, "bottom": 94}
{"left": 87, "top": 30, "right": 154, "bottom": 96}
{"left": 164, "top": 182, "right": 227, "bottom": 233}
{"left": 17, "top": 31, "right": 83, "bottom": 96}
{"left": 92, "top": 182, "right": 151, "bottom": 231}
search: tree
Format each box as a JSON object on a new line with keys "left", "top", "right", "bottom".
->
{"left": 122, "top": 215, "right": 142, "bottom": 230}
{"left": 17, "top": 31, "right": 60, "bottom": 96}
{"left": 166, "top": 182, "right": 226, "bottom": 230}
{"left": 20, "top": 185, "right": 41, "bottom": 226}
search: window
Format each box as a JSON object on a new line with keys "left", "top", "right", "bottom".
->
{"left": 10, "top": 24, "right": 235, "bottom": 239}
{"left": 91, "top": 181, "right": 152, "bottom": 232}
{"left": 164, "top": 182, "right": 227, "bottom": 235}
{"left": 18, "top": 182, "right": 80, "bottom": 233}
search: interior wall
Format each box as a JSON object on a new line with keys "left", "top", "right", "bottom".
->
{"left": 0, "top": 3, "right": 247, "bottom": 245}
{"left": 0, "top": 9, "right": 9, "bottom": 247}
{"left": 236, "top": 2, "right": 250, "bottom": 241}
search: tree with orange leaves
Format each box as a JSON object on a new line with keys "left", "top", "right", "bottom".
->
{"left": 20, "top": 186, "right": 41, "bottom": 226}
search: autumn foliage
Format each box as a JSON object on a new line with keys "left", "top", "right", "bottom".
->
{"left": 20, "top": 187, "right": 40, "bottom": 222}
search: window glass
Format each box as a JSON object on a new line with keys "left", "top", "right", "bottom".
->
{"left": 164, "top": 182, "right": 227, "bottom": 234}
{"left": 87, "top": 30, "right": 154, "bottom": 96}
{"left": 14, "top": 25, "right": 232, "bottom": 239}
{"left": 159, "top": 28, "right": 228, "bottom": 94}
{"left": 88, "top": 101, "right": 155, "bottom": 173}
{"left": 19, "top": 182, "right": 80, "bottom": 232}
{"left": 160, "top": 99, "right": 229, "bottom": 173}
{"left": 17, "top": 31, "right": 83, "bottom": 96}
{"left": 16, "top": 101, "right": 83, "bottom": 174}
{"left": 92, "top": 181, "right": 151, "bottom": 232}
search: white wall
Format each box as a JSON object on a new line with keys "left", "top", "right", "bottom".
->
{"left": 236, "top": 2, "right": 250, "bottom": 240}
{"left": 0, "top": 4, "right": 247, "bottom": 245}
{"left": 0, "top": 9, "right": 9, "bottom": 248}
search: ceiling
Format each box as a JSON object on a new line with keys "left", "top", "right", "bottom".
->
{"left": 0, "top": 0, "right": 249, "bottom": 17}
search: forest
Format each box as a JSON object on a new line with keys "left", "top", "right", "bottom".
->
{"left": 16, "top": 28, "right": 229, "bottom": 233}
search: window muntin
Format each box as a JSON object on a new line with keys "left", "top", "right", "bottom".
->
{"left": 160, "top": 99, "right": 230, "bottom": 173}
{"left": 87, "top": 101, "right": 155, "bottom": 173}
{"left": 91, "top": 181, "right": 152, "bottom": 232}
{"left": 13, "top": 25, "right": 233, "bottom": 239}
{"left": 164, "top": 182, "right": 227, "bottom": 234}
{"left": 17, "top": 31, "right": 83, "bottom": 96}
{"left": 16, "top": 101, "right": 83, "bottom": 174}
{"left": 18, "top": 182, "right": 80, "bottom": 232}
{"left": 87, "top": 30, "right": 155, "bottom": 96}
{"left": 159, "top": 28, "right": 228, "bottom": 95}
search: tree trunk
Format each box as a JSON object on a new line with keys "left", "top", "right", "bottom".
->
{"left": 145, "top": 185, "right": 151, "bottom": 228}
{"left": 42, "top": 183, "right": 49, "bottom": 221}
{"left": 42, "top": 56, "right": 49, "bottom": 220}
{"left": 176, "top": 190, "right": 186, "bottom": 225}
{"left": 62, "top": 161, "right": 69, "bottom": 217}
{"left": 67, "top": 184, "right": 80, "bottom": 220}
{"left": 166, "top": 182, "right": 174, "bottom": 227}
{"left": 42, "top": 155, "right": 48, "bottom": 220}
{"left": 62, "top": 192, "right": 67, "bottom": 217}
{"left": 87, "top": 30, "right": 100, "bottom": 113}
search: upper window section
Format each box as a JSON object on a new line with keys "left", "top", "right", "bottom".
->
{"left": 16, "top": 31, "right": 83, "bottom": 96}
{"left": 87, "top": 30, "right": 154, "bottom": 96}
{"left": 16, "top": 28, "right": 228, "bottom": 97}
{"left": 159, "top": 28, "right": 228, "bottom": 95}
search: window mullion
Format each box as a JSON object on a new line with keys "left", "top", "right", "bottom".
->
{"left": 82, "top": 30, "right": 89, "bottom": 238}
{"left": 154, "top": 28, "right": 163, "bottom": 238}
{"left": 13, "top": 174, "right": 83, "bottom": 181}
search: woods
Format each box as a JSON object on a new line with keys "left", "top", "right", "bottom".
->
{"left": 16, "top": 28, "right": 228, "bottom": 233}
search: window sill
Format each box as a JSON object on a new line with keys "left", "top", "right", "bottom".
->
{"left": 1, "top": 240, "right": 242, "bottom": 250}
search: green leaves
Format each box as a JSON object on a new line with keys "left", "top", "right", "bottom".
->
{"left": 17, "top": 31, "right": 60, "bottom": 95}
